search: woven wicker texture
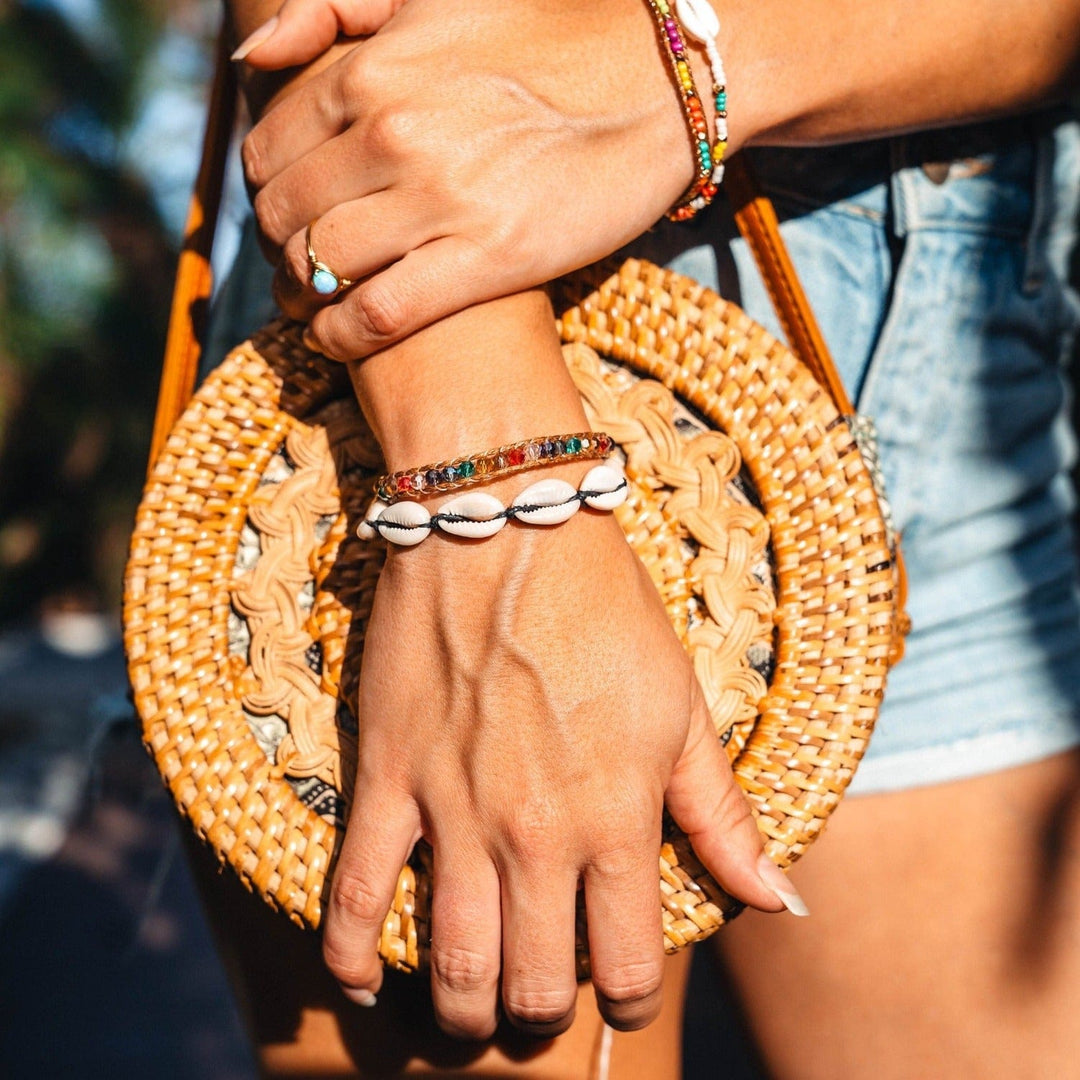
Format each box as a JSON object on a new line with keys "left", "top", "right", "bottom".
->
{"left": 124, "top": 259, "right": 900, "bottom": 975}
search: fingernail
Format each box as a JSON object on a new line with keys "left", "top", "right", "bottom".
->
{"left": 301, "top": 326, "right": 322, "bottom": 353}
{"left": 757, "top": 853, "right": 810, "bottom": 917}
{"left": 343, "top": 986, "right": 377, "bottom": 1007}
{"left": 231, "top": 15, "right": 279, "bottom": 62}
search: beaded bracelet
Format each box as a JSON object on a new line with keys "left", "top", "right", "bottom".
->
{"left": 358, "top": 465, "right": 629, "bottom": 546}
{"left": 645, "top": 0, "right": 727, "bottom": 222}
{"left": 373, "top": 431, "right": 614, "bottom": 504}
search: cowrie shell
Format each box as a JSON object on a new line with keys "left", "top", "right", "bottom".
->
{"left": 437, "top": 492, "right": 508, "bottom": 539}
{"left": 676, "top": 0, "right": 720, "bottom": 41}
{"left": 512, "top": 479, "right": 580, "bottom": 525}
{"left": 356, "top": 497, "right": 389, "bottom": 540}
{"left": 580, "top": 465, "right": 629, "bottom": 511}
{"left": 375, "top": 501, "right": 432, "bottom": 546}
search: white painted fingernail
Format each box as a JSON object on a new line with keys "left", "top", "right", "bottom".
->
{"left": 231, "top": 16, "right": 279, "bottom": 62}
{"left": 757, "top": 853, "right": 810, "bottom": 917}
{"left": 343, "top": 986, "right": 377, "bottom": 1007}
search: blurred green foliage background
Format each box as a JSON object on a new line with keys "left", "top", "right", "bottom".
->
{"left": 0, "top": 0, "right": 214, "bottom": 626}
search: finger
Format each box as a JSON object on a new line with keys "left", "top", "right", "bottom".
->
{"left": 428, "top": 842, "right": 502, "bottom": 1040}
{"left": 665, "top": 690, "right": 808, "bottom": 917}
{"left": 242, "top": 56, "right": 358, "bottom": 190}
{"left": 237, "top": 0, "right": 409, "bottom": 70}
{"left": 583, "top": 825, "right": 666, "bottom": 1032}
{"left": 253, "top": 133, "right": 394, "bottom": 253}
{"left": 272, "top": 193, "right": 426, "bottom": 322}
{"left": 305, "top": 235, "right": 515, "bottom": 361}
{"left": 322, "top": 785, "right": 422, "bottom": 1004}
{"left": 499, "top": 860, "right": 580, "bottom": 1037}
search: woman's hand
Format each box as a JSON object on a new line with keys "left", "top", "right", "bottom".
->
{"left": 323, "top": 508, "right": 793, "bottom": 1038}
{"left": 315, "top": 291, "right": 802, "bottom": 1039}
{"left": 240, "top": 0, "right": 701, "bottom": 361}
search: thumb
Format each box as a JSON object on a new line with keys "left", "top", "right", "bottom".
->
{"left": 665, "top": 690, "right": 809, "bottom": 918}
{"left": 233, "top": 0, "right": 409, "bottom": 68}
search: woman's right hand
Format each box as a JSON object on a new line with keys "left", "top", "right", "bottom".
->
{"left": 323, "top": 505, "right": 798, "bottom": 1039}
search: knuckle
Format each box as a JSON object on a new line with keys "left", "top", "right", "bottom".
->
{"left": 709, "top": 783, "right": 756, "bottom": 835}
{"left": 329, "top": 868, "right": 387, "bottom": 927}
{"left": 503, "top": 987, "right": 576, "bottom": 1030}
{"left": 588, "top": 845, "right": 646, "bottom": 882}
{"left": 351, "top": 284, "right": 406, "bottom": 341}
{"left": 592, "top": 800, "right": 656, "bottom": 852}
{"left": 431, "top": 944, "right": 498, "bottom": 996}
{"left": 306, "top": 319, "right": 346, "bottom": 362}
{"left": 340, "top": 53, "right": 376, "bottom": 103}
{"left": 501, "top": 799, "right": 564, "bottom": 862}
{"left": 321, "top": 937, "right": 371, "bottom": 988}
{"left": 281, "top": 234, "right": 311, "bottom": 286}
{"left": 241, "top": 130, "right": 267, "bottom": 190}
{"left": 436, "top": 1008, "right": 498, "bottom": 1043}
{"left": 593, "top": 961, "right": 663, "bottom": 1009}
{"left": 503, "top": 825, "right": 558, "bottom": 865}
{"left": 252, "top": 186, "right": 289, "bottom": 249}
{"left": 366, "top": 103, "right": 422, "bottom": 159}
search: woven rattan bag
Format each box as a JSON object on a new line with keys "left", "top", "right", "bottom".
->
{"left": 123, "top": 55, "right": 908, "bottom": 976}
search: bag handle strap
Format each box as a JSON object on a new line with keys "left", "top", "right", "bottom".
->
{"left": 723, "top": 156, "right": 855, "bottom": 415}
{"left": 147, "top": 30, "right": 237, "bottom": 472}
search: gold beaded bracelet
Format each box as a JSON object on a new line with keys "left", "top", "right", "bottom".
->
{"left": 644, "top": 0, "right": 727, "bottom": 222}
{"left": 374, "top": 432, "right": 615, "bottom": 504}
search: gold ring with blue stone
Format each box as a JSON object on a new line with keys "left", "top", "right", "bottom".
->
{"left": 306, "top": 219, "right": 354, "bottom": 297}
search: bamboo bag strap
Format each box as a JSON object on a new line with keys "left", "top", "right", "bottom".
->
{"left": 149, "top": 31, "right": 237, "bottom": 469}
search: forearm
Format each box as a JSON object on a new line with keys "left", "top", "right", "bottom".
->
{"left": 726, "top": 0, "right": 1080, "bottom": 148}
{"left": 346, "top": 290, "right": 587, "bottom": 475}
{"left": 229, "top": 0, "right": 1080, "bottom": 150}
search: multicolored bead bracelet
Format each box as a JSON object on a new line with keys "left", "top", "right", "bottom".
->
{"left": 358, "top": 465, "right": 630, "bottom": 546}
{"left": 645, "top": 0, "right": 727, "bottom": 222}
{"left": 373, "top": 431, "right": 614, "bottom": 504}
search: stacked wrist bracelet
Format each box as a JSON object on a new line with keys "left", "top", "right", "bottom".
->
{"left": 358, "top": 465, "right": 630, "bottom": 546}
{"left": 373, "top": 431, "right": 613, "bottom": 504}
{"left": 646, "top": 0, "right": 728, "bottom": 222}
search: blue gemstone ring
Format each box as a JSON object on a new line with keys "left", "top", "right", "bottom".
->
{"left": 305, "top": 220, "right": 354, "bottom": 297}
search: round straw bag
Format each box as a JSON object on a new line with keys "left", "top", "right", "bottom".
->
{"left": 124, "top": 255, "right": 906, "bottom": 976}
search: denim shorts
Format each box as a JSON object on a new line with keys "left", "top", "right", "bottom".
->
{"left": 637, "top": 110, "right": 1080, "bottom": 793}
{"left": 216, "top": 111, "right": 1080, "bottom": 796}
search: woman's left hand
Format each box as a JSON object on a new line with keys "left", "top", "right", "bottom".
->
{"left": 240, "top": 0, "right": 705, "bottom": 362}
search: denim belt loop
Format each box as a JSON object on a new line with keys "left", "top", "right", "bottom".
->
{"left": 1022, "top": 131, "right": 1056, "bottom": 295}
{"left": 888, "top": 135, "right": 917, "bottom": 240}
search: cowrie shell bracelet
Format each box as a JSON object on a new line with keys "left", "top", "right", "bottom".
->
{"left": 357, "top": 465, "right": 629, "bottom": 546}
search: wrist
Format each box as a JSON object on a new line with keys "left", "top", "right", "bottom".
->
{"left": 347, "top": 291, "right": 590, "bottom": 472}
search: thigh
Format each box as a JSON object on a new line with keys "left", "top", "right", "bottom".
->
{"left": 713, "top": 749, "right": 1080, "bottom": 1079}
{"left": 184, "top": 831, "right": 689, "bottom": 1079}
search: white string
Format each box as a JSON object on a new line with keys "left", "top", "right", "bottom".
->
{"left": 593, "top": 1022, "right": 614, "bottom": 1080}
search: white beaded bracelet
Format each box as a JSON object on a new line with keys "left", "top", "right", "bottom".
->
{"left": 675, "top": 0, "right": 728, "bottom": 186}
{"left": 356, "top": 465, "right": 629, "bottom": 546}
